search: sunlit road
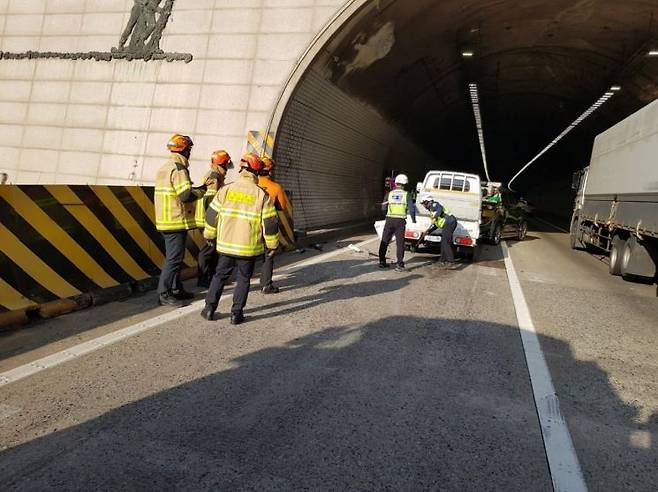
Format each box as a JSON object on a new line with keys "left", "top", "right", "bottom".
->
{"left": 1, "top": 224, "right": 656, "bottom": 490}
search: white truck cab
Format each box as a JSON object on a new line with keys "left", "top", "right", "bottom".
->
{"left": 406, "top": 171, "right": 482, "bottom": 253}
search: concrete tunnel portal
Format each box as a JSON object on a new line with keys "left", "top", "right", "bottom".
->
{"left": 268, "top": 0, "right": 658, "bottom": 231}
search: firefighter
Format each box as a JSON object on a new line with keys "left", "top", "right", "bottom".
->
{"left": 201, "top": 153, "right": 279, "bottom": 324}
{"left": 154, "top": 134, "right": 206, "bottom": 306}
{"left": 257, "top": 157, "right": 290, "bottom": 294}
{"left": 378, "top": 173, "right": 416, "bottom": 272}
{"left": 420, "top": 199, "right": 458, "bottom": 265}
{"left": 196, "top": 150, "right": 233, "bottom": 288}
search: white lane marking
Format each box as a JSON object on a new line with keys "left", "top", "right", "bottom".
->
{"left": 533, "top": 216, "right": 570, "bottom": 233}
{"left": 502, "top": 241, "right": 587, "bottom": 492}
{"left": 0, "top": 236, "right": 380, "bottom": 388}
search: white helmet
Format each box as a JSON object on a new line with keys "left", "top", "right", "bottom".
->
{"left": 395, "top": 174, "right": 409, "bottom": 185}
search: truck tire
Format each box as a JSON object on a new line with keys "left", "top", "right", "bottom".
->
{"left": 570, "top": 218, "right": 585, "bottom": 250}
{"left": 621, "top": 236, "right": 656, "bottom": 284}
{"left": 609, "top": 235, "right": 625, "bottom": 276}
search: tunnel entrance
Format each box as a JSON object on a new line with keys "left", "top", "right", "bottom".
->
{"left": 268, "top": 0, "right": 658, "bottom": 230}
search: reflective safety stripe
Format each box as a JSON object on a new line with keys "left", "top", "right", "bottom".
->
{"left": 431, "top": 205, "right": 452, "bottom": 228}
{"left": 226, "top": 190, "right": 256, "bottom": 205}
{"left": 387, "top": 190, "right": 408, "bottom": 219}
{"left": 194, "top": 198, "right": 205, "bottom": 229}
{"left": 216, "top": 241, "right": 265, "bottom": 256}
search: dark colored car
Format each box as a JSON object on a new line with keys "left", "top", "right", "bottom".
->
{"left": 480, "top": 189, "right": 528, "bottom": 245}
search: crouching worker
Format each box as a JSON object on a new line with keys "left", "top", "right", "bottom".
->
{"left": 378, "top": 173, "right": 416, "bottom": 272}
{"left": 420, "top": 199, "right": 458, "bottom": 265}
{"left": 201, "top": 153, "right": 279, "bottom": 325}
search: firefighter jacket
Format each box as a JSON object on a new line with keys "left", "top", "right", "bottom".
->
{"left": 155, "top": 153, "right": 205, "bottom": 232}
{"left": 383, "top": 187, "right": 416, "bottom": 221}
{"left": 258, "top": 176, "right": 289, "bottom": 211}
{"left": 195, "top": 166, "right": 227, "bottom": 228}
{"left": 204, "top": 172, "right": 279, "bottom": 257}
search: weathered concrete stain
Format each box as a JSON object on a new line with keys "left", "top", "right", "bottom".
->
{"left": 344, "top": 21, "right": 396, "bottom": 75}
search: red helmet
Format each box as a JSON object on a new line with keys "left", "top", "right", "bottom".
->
{"left": 261, "top": 157, "right": 275, "bottom": 173}
{"left": 240, "top": 153, "right": 263, "bottom": 173}
{"left": 211, "top": 150, "right": 231, "bottom": 167}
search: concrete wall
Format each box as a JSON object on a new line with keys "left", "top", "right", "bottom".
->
{"left": 0, "top": 0, "right": 347, "bottom": 185}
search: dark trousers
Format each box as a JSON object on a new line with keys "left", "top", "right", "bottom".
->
{"left": 197, "top": 240, "right": 218, "bottom": 283}
{"left": 379, "top": 218, "right": 406, "bottom": 267}
{"left": 158, "top": 231, "right": 187, "bottom": 294}
{"left": 260, "top": 254, "right": 274, "bottom": 289}
{"left": 441, "top": 220, "right": 457, "bottom": 262}
{"left": 206, "top": 254, "right": 256, "bottom": 315}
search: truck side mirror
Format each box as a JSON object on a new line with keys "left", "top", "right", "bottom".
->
{"left": 416, "top": 182, "right": 422, "bottom": 193}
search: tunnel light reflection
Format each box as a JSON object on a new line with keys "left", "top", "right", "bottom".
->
{"left": 507, "top": 88, "right": 618, "bottom": 191}
{"left": 468, "top": 83, "right": 492, "bottom": 182}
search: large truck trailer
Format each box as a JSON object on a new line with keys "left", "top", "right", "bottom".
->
{"left": 570, "top": 98, "right": 658, "bottom": 283}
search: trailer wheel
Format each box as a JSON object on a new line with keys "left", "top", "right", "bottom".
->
{"left": 609, "top": 236, "right": 625, "bottom": 276}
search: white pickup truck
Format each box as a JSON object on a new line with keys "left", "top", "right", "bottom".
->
{"left": 376, "top": 171, "right": 482, "bottom": 259}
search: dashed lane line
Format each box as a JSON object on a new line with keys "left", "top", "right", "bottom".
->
{"left": 0, "top": 237, "right": 380, "bottom": 388}
{"left": 502, "top": 241, "right": 587, "bottom": 492}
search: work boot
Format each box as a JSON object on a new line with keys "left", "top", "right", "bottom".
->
{"left": 261, "top": 284, "right": 280, "bottom": 294}
{"left": 173, "top": 289, "right": 194, "bottom": 300}
{"left": 230, "top": 312, "right": 245, "bottom": 325}
{"left": 378, "top": 262, "right": 390, "bottom": 269}
{"left": 200, "top": 305, "right": 215, "bottom": 321}
{"left": 395, "top": 265, "right": 406, "bottom": 272}
{"left": 158, "top": 291, "right": 185, "bottom": 307}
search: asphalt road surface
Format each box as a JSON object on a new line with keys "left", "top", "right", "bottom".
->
{"left": 0, "top": 224, "right": 656, "bottom": 491}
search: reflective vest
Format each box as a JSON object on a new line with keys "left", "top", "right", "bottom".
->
{"left": 194, "top": 169, "right": 226, "bottom": 229}
{"left": 431, "top": 205, "right": 452, "bottom": 228}
{"left": 154, "top": 153, "right": 201, "bottom": 232}
{"left": 387, "top": 189, "right": 408, "bottom": 219}
{"left": 204, "top": 173, "right": 279, "bottom": 257}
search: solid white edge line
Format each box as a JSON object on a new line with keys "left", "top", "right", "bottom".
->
{"left": 0, "top": 236, "right": 380, "bottom": 388}
{"left": 532, "top": 216, "right": 570, "bottom": 234}
{"left": 501, "top": 241, "right": 587, "bottom": 492}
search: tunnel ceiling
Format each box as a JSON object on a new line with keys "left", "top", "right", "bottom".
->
{"left": 308, "top": 0, "right": 658, "bottom": 189}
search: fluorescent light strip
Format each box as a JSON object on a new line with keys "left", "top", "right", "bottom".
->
{"left": 469, "top": 83, "right": 492, "bottom": 182}
{"left": 507, "top": 89, "right": 617, "bottom": 191}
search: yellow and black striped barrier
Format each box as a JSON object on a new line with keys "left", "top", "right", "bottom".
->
{"left": 246, "top": 130, "right": 274, "bottom": 158}
{"left": 0, "top": 184, "right": 204, "bottom": 319}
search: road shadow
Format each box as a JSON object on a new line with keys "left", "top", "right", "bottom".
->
{"left": 1, "top": 316, "right": 655, "bottom": 490}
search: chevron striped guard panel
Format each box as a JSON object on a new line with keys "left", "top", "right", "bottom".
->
{"left": 0, "top": 185, "right": 204, "bottom": 313}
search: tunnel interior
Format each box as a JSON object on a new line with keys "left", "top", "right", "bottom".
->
{"left": 273, "top": 0, "right": 658, "bottom": 230}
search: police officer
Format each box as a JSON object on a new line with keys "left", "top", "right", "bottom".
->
{"left": 420, "top": 199, "right": 458, "bottom": 265}
{"left": 378, "top": 173, "right": 416, "bottom": 272}
{"left": 196, "top": 150, "right": 233, "bottom": 288}
{"left": 154, "top": 134, "right": 206, "bottom": 306}
{"left": 201, "top": 153, "right": 279, "bottom": 324}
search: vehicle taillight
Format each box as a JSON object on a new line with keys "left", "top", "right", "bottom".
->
{"left": 455, "top": 236, "right": 473, "bottom": 246}
{"left": 405, "top": 231, "right": 419, "bottom": 239}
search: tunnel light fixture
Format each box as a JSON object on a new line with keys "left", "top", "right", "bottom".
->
{"left": 468, "top": 82, "right": 492, "bottom": 182}
{"left": 507, "top": 89, "right": 618, "bottom": 191}
{"left": 648, "top": 50, "right": 658, "bottom": 56}
{"left": 462, "top": 51, "right": 474, "bottom": 58}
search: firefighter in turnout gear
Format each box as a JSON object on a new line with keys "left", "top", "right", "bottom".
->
{"left": 257, "top": 156, "right": 290, "bottom": 294}
{"left": 154, "top": 134, "right": 206, "bottom": 306}
{"left": 420, "top": 199, "right": 458, "bottom": 265}
{"left": 201, "top": 153, "right": 279, "bottom": 324}
{"left": 196, "top": 150, "right": 233, "bottom": 288}
{"left": 378, "top": 173, "right": 416, "bottom": 272}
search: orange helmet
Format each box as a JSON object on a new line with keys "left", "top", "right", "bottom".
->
{"left": 211, "top": 150, "right": 231, "bottom": 168}
{"left": 167, "top": 134, "right": 193, "bottom": 152}
{"left": 240, "top": 153, "right": 263, "bottom": 173}
{"left": 261, "top": 157, "right": 275, "bottom": 172}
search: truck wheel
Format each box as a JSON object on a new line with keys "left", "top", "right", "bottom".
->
{"left": 570, "top": 218, "right": 584, "bottom": 250}
{"left": 621, "top": 237, "right": 655, "bottom": 283}
{"left": 609, "top": 236, "right": 625, "bottom": 276}
{"left": 491, "top": 223, "right": 502, "bottom": 245}
{"left": 517, "top": 221, "right": 528, "bottom": 241}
